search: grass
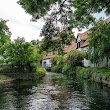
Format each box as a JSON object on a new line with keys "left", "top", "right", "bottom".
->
{"left": 76, "top": 66, "right": 110, "bottom": 83}
{"left": 0, "top": 74, "right": 11, "bottom": 80}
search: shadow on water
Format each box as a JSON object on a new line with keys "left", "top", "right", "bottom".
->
{"left": 0, "top": 72, "right": 110, "bottom": 110}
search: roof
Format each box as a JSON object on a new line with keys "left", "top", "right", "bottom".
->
{"left": 104, "top": 17, "right": 110, "bottom": 23}
{"left": 78, "top": 31, "right": 88, "bottom": 40}
{"left": 64, "top": 40, "right": 77, "bottom": 53}
{"left": 80, "top": 40, "right": 89, "bottom": 48}
{"left": 44, "top": 55, "right": 57, "bottom": 60}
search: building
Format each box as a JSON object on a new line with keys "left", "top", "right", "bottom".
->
{"left": 42, "top": 17, "right": 110, "bottom": 68}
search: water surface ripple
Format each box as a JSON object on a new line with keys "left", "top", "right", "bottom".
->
{"left": 0, "top": 72, "right": 110, "bottom": 110}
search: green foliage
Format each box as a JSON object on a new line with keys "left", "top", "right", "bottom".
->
{"left": 50, "top": 56, "right": 58, "bottom": 67}
{"left": 62, "top": 65, "right": 71, "bottom": 75}
{"left": 76, "top": 67, "right": 110, "bottom": 85}
{"left": 1, "top": 37, "right": 44, "bottom": 72}
{"left": 50, "top": 50, "right": 85, "bottom": 74}
{"left": 0, "top": 19, "right": 11, "bottom": 57}
{"left": 0, "top": 74, "right": 11, "bottom": 80}
{"left": 50, "top": 55, "right": 64, "bottom": 73}
{"left": 40, "top": 20, "right": 74, "bottom": 54}
{"left": 51, "top": 66, "right": 60, "bottom": 73}
{"left": 36, "top": 68, "right": 46, "bottom": 78}
{"left": 18, "top": 0, "right": 58, "bottom": 19}
{"left": 18, "top": 0, "right": 110, "bottom": 29}
{"left": 18, "top": 0, "right": 110, "bottom": 64}
{"left": 88, "top": 20, "right": 110, "bottom": 67}
{"left": 66, "top": 50, "right": 85, "bottom": 67}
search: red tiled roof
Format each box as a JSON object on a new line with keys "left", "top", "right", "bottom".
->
{"left": 78, "top": 31, "right": 88, "bottom": 40}
{"left": 80, "top": 40, "right": 89, "bottom": 48}
{"left": 44, "top": 55, "right": 57, "bottom": 59}
{"left": 64, "top": 40, "right": 77, "bottom": 53}
{"left": 104, "top": 17, "right": 110, "bottom": 23}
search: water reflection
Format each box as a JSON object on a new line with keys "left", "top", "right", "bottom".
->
{"left": 0, "top": 72, "right": 110, "bottom": 110}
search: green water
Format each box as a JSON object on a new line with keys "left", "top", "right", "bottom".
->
{"left": 0, "top": 72, "right": 110, "bottom": 110}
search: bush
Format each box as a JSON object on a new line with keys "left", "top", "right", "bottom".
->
{"left": 62, "top": 65, "right": 70, "bottom": 74}
{"left": 62, "top": 65, "right": 76, "bottom": 75}
{"left": 36, "top": 68, "right": 46, "bottom": 78}
{"left": 66, "top": 50, "right": 85, "bottom": 68}
{"left": 50, "top": 55, "right": 64, "bottom": 73}
{"left": 51, "top": 66, "right": 61, "bottom": 73}
{"left": 50, "top": 56, "right": 58, "bottom": 67}
{"left": 76, "top": 67, "right": 110, "bottom": 84}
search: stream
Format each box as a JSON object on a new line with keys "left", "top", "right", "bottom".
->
{"left": 0, "top": 72, "right": 110, "bottom": 110}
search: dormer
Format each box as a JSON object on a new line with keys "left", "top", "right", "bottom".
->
{"left": 77, "top": 35, "right": 81, "bottom": 43}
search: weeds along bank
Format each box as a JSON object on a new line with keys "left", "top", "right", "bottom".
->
{"left": 50, "top": 50, "right": 110, "bottom": 88}
{"left": 76, "top": 67, "right": 110, "bottom": 88}
{"left": 0, "top": 66, "right": 46, "bottom": 83}
{"left": 50, "top": 50, "right": 85, "bottom": 75}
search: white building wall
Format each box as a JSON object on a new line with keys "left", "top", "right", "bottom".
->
{"left": 42, "top": 58, "right": 51, "bottom": 68}
{"left": 96, "top": 58, "right": 110, "bottom": 67}
{"left": 82, "top": 58, "right": 95, "bottom": 67}
{"left": 80, "top": 46, "right": 110, "bottom": 67}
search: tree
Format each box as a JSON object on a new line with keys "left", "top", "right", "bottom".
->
{"left": 18, "top": 0, "right": 110, "bottom": 53}
{"left": 0, "top": 19, "right": 11, "bottom": 64}
{"left": 88, "top": 20, "right": 110, "bottom": 67}
{"left": 40, "top": 19, "right": 74, "bottom": 54}
{"left": 0, "top": 19, "right": 11, "bottom": 54}
{"left": 18, "top": 0, "right": 110, "bottom": 29}
{"left": 3, "top": 37, "right": 43, "bottom": 71}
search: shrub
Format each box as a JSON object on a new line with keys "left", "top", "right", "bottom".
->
{"left": 62, "top": 65, "right": 70, "bottom": 74}
{"left": 50, "top": 56, "right": 58, "bottom": 67}
{"left": 66, "top": 50, "right": 85, "bottom": 68}
{"left": 36, "top": 68, "right": 46, "bottom": 78}
{"left": 50, "top": 55, "right": 64, "bottom": 73}
{"left": 51, "top": 66, "right": 60, "bottom": 73}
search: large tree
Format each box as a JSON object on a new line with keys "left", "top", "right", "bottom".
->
{"left": 18, "top": 0, "right": 110, "bottom": 53}
{"left": 88, "top": 20, "right": 110, "bottom": 67}
{"left": 18, "top": 0, "right": 110, "bottom": 28}
{"left": 0, "top": 19, "right": 11, "bottom": 63}
{"left": 2, "top": 37, "right": 43, "bottom": 71}
{"left": 0, "top": 19, "right": 11, "bottom": 50}
{"left": 40, "top": 19, "right": 74, "bottom": 54}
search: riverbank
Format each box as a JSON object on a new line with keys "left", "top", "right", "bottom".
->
{"left": 0, "top": 66, "right": 46, "bottom": 83}
{"left": 76, "top": 67, "right": 110, "bottom": 87}
{"left": 0, "top": 74, "right": 14, "bottom": 84}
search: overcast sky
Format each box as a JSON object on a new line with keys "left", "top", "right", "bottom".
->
{"left": 0, "top": 0, "right": 108, "bottom": 42}
{"left": 0, "top": 0, "right": 45, "bottom": 42}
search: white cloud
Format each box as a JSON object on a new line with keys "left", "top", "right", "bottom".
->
{"left": 0, "top": 0, "right": 45, "bottom": 41}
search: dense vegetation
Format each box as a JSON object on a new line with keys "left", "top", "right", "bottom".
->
{"left": 18, "top": 0, "right": 110, "bottom": 28}
{"left": 0, "top": 19, "right": 46, "bottom": 80}
{"left": 76, "top": 67, "right": 110, "bottom": 87}
{"left": 88, "top": 20, "right": 110, "bottom": 67}
{"left": 50, "top": 50, "right": 85, "bottom": 75}
{"left": 0, "top": 19, "right": 11, "bottom": 57}
{"left": 18, "top": 0, "right": 110, "bottom": 66}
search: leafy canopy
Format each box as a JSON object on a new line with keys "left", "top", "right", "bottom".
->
{"left": 0, "top": 19, "right": 11, "bottom": 52}
{"left": 2, "top": 37, "right": 44, "bottom": 71}
{"left": 88, "top": 20, "right": 110, "bottom": 66}
{"left": 40, "top": 19, "right": 74, "bottom": 54}
{"left": 18, "top": 0, "right": 110, "bottom": 53}
{"left": 18, "top": 0, "right": 110, "bottom": 28}
{"left": 0, "top": 19, "right": 11, "bottom": 64}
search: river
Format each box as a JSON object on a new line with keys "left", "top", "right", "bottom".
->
{"left": 0, "top": 72, "right": 110, "bottom": 110}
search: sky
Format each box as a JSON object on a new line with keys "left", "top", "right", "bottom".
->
{"left": 0, "top": 0, "right": 45, "bottom": 42}
{"left": 0, "top": 0, "right": 108, "bottom": 41}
